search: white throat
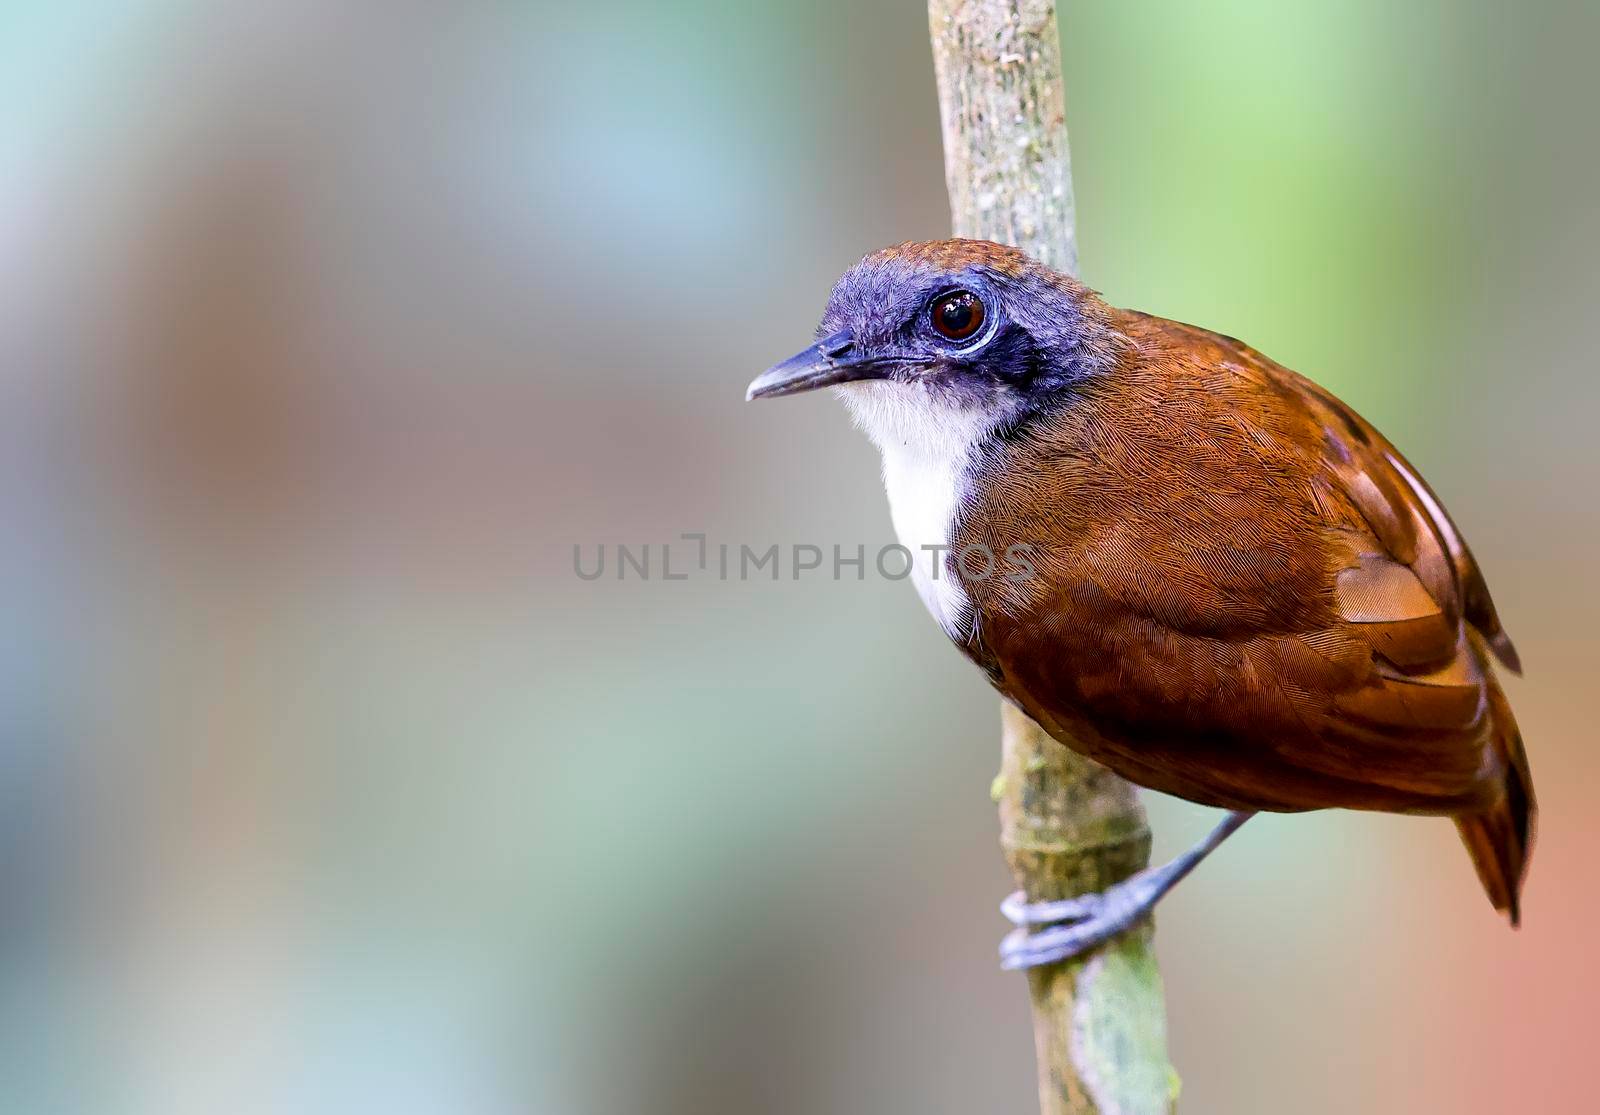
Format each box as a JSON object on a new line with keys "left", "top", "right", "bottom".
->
{"left": 837, "top": 382, "right": 1000, "bottom": 639}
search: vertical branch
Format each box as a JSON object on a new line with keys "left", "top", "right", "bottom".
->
{"left": 927, "top": 3, "right": 1178, "bottom": 1112}
{"left": 928, "top": 0, "right": 1076, "bottom": 269}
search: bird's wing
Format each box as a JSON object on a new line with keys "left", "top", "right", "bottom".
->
{"left": 1248, "top": 352, "right": 1511, "bottom": 809}
{"left": 1273, "top": 362, "right": 1520, "bottom": 674}
{"left": 1247, "top": 340, "right": 1532, "bottom": 915}
{"left": 973, "top": 315, "right": 1523, "bottom": 817}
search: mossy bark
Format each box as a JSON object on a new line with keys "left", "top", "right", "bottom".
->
{"left": 994, "top": 705, "right": 1175, "bottom": 1115}
{"left": 927, "top": 0, "right": 1077, "bottom": 271}
{"left": 929, "top": 3, "right": 1177, "bottom": 1111}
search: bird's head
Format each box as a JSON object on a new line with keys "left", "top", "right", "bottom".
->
{"left": 747, "top": 239, "right": 1124, "bottom": 453}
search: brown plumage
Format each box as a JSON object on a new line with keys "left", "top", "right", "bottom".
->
{"left": 958, "top": 299, "right": 1533, "bottom": 922}
{"left": 751, "top": 238, "right": 1535, "bottom": 927}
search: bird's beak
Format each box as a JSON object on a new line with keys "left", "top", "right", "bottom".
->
{"left": 746, "top": 330, "right": 884, "bottom": 400}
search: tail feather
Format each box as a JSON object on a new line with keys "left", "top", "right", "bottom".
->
{"left": 1455, "top": 666, "right": 1535, "bottom": 924}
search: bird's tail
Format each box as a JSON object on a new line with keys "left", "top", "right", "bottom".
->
{"left": 1454, "top": 660, "right": 1535, "bottom": 925}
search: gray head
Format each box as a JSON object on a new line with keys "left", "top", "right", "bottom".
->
{"left": 747, "top": 239, "right": 1124, "bottom": 453}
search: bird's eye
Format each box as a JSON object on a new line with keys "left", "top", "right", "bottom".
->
{"left": 930, "top": 290, "right": 986, "bottom": 342}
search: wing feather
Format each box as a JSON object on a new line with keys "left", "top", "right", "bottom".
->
{"left": 967, "top": 311, "right": 1525, "bottom": 823}
{"left": 965, "top": 309, "right": 1533, "bottom": 916}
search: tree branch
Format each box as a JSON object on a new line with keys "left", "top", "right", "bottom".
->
{"left": 926, "top": 2, "right": 1178, "bottom": 1111}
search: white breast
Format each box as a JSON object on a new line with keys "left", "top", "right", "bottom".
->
{"left": 838, "top": 382, "right": 997, "bottom": 640}
{"left": 882, "top": 446, "right": 972, "bottom": 637}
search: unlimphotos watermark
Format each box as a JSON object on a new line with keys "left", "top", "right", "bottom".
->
{"left": 573, "top": 533, "right": 1038, "bottom": 583}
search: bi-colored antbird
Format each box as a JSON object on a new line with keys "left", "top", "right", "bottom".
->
{"left": 748, "top": 240, "right": 1533, "bottom": 967}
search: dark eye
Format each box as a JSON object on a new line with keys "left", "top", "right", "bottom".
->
{"left": 930, "top": 290, "right": 986, "bottom": 342}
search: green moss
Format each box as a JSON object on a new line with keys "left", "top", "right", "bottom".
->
{"left": 1073, "top": 936, "right": 1177, "bottom": 1115}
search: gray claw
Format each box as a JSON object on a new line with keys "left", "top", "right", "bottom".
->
{"left": 997, "top": 811, "right": 1255, "bottom": 971}
{"left": 998, "top": 874, "right": 1154, "bottom": 968}
{"left": 1000, "top": 916, "right": 1125, "bottom": 969}
{"left": 1000, "top": 889, "right": 1103, "bottom": 926}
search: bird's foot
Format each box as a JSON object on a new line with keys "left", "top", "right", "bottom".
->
{"left": 998, "top": 809, "right": 1256, "bottom": 970}
{"left": 998, "top": 869, "right": 1167, "bottom": 970}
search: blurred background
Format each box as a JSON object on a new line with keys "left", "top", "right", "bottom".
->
{"left": 2, "top": 1, "right": 1596, "bottom": 1112}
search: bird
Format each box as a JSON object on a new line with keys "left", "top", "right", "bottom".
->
{"left": 747, "top": 238, "right": 1534, "bottom": 969}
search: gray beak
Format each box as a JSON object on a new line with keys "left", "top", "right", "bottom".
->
{"left": 746, "top": 330, "right": 884, "bottom": 400}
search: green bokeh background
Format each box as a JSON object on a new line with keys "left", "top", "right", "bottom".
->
{"left": 1, "top": 2, "right": 1595, "bottom": 1113}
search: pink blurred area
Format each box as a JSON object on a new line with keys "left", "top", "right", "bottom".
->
{"left": 2, "top": 2, "right": 1597, "bottom": 1113}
